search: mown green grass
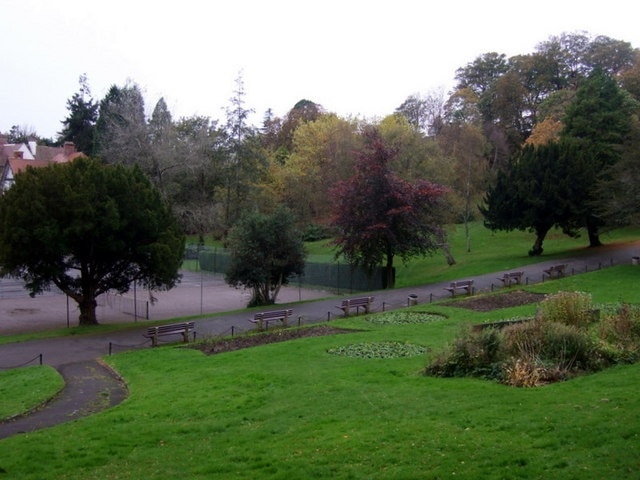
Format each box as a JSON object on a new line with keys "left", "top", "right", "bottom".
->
{"left": 301, "top": 222, "right": 640, "bottom": 287}
{"left": 0, "top": 365, "right": 63, "bottom": 420}
{"left": 0, "top": 266, "right": 639, "bottom": 478}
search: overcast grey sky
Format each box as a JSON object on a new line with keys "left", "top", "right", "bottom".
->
{"left": 3, "top": 0, "right": 640, "bottom": 139}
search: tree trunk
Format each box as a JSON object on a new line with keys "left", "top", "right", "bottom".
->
{"left": 529, "top": 225, "right": 550, "bottom": 256}
{"left": 77, "top": 296, "right": 99, "bottom": 326}
{"left": 586, "top": 216, "right": 603, "bottom": 247}
{"left": 270, "top": 273, "right": 283, "bottom": 304}
{"left": 436, "top": 230, "right": 456, "bottom": 266}
{"left": 385, "top": 253, "right": 395, "bottom": 289}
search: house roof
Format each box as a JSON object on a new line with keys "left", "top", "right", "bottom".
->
{"left": 7, "top": 157, "right": 53, "bottom": 174}
{"left": 1, "top": 141, "right": 86, "bottom": 192}
{"left": 1, "top": 143, "right": 35, "bottom": 162}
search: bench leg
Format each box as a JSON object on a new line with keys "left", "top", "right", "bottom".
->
{"left": 181, "top": 331, "right": 189, "bottom": 343}
{"left": 151, "top": 335, "right": 158, "bottom": 347}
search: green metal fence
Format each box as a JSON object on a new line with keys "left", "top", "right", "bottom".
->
{"left": 195, "top": 247, "right": 390, "bottom": 292}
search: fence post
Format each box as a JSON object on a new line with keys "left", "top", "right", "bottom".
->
{"left": 39, "top": 354, "right": 43, "bottom": 365}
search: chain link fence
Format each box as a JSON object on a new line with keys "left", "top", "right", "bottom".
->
{"left": 193, "top": 246, "right": 391, "bottom": 293}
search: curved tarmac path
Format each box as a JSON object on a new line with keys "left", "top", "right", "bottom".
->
{"left": 0, "top": 240, "right": 638, "bottom": 439}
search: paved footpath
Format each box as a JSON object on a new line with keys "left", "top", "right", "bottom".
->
{"left": 0, "top": 240, "right": 638, "bottom": 438}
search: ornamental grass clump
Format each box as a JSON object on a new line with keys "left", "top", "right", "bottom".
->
{"left": 537, "top": 291, "right": 595, "bottom": 328}
{"left": 500, "top": 319, "right": 596, "bottom": 386}
{"left": 597, "top": 303, "right": 640, "bottom": 363}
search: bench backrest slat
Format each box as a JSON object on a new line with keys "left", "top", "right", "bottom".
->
{"left": 146, "top": 321, "right": 194, "bottom": 335}
{"left": 254, "top": 309, "right": 292, "bottom": 320}
{"left": 341, "top": 297, "right": 373, "bottom": 306}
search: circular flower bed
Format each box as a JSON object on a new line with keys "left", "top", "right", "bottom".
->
{"left": 327, "top": 341, "right": 429, "bottom": 359}
{"left": 366, "top": 311, "right": 446, "bottom": 325}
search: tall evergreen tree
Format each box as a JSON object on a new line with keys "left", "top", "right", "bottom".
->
{"left": 95, "top": 82, "right": 149, "bottom": 165}
{"left": 59, "top": 74, "right": 98, "bottom": 155}
{"left": 480, "top": 142, "right": 579, "bottom": 256}
{"left": 221, "top": 73, "right": 261, "bottom": 230}
{"left": 560, "top": 69, "right": 633, "bottom": 246}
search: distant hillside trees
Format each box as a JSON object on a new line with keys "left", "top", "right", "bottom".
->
{"left": 39, "top": 30, "right": 640, "bottom": 264}
{"left": 481, "top": 70, "right": 635, "bottom": 254}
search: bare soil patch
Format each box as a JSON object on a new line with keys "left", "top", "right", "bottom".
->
{"left": 193, "top": 325, "right": 358, "bottom": 355}
{"left": 443, "top": 290, "right": 547, "bottom": 312}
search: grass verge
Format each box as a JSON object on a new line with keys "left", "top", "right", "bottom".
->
{"left": 0, "top": 365, "right": 63, "bottom": 420}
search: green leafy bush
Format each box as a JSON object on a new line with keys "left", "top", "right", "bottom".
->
{"left": 425, "top": 325, "right": 504, "bottom": 378}
{"left": 301, "top": 223, "right": 332, "bottom": 242}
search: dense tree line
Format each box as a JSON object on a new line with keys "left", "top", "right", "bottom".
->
{"left": 7, "top": 31, "right": 639, "bottom": 258}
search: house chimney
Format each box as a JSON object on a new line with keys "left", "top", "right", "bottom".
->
{"left": 13, "top": 150, "right": 23, "bottom": 159}
{"left": 63, "top": 142, "right": 76, "bottom": 157}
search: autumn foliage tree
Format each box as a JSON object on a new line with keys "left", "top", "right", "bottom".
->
{"left": 330, "top": 128, "right": 449, "bottom": 288}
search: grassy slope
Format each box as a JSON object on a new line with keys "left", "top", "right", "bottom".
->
{"left": 0, "top": 266, "right": 639, "bottom": 478}
{"left": 0, "top": 366, "right": 63, "bottom": 420}
{"left": 303, "top": 223, "right": 640, "bottom": 287}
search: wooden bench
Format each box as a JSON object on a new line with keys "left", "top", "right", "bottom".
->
{"left": 543, "top": 264, "right": 568, "bottom": 280}
{"left": 249, "top": 309, "right": 293, "bottom": 330}
{"left": 336, "top": 296, "right": 374, "bottom": 316}
{"left": 497, "top": 271, "right": 524, "bottom": 287}
{"left": 143, "top": 321, "right": 195, "bottom": 347}
{"left": 444, "top": 280, "right": 474, "bottom": 297}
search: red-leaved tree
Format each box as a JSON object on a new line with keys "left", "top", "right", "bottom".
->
{"left": 330, "top": 127, "right": 449, "bottom": 288}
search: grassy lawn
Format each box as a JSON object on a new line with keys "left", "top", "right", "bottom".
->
{"left": 0, "top": 266, "right": 639, "bottom": 478}
{"left": 0, "top": 365, "right": 63, "bottom": 420}
{"left": 293, "top": 223, "right": 640, "bottom": 288}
